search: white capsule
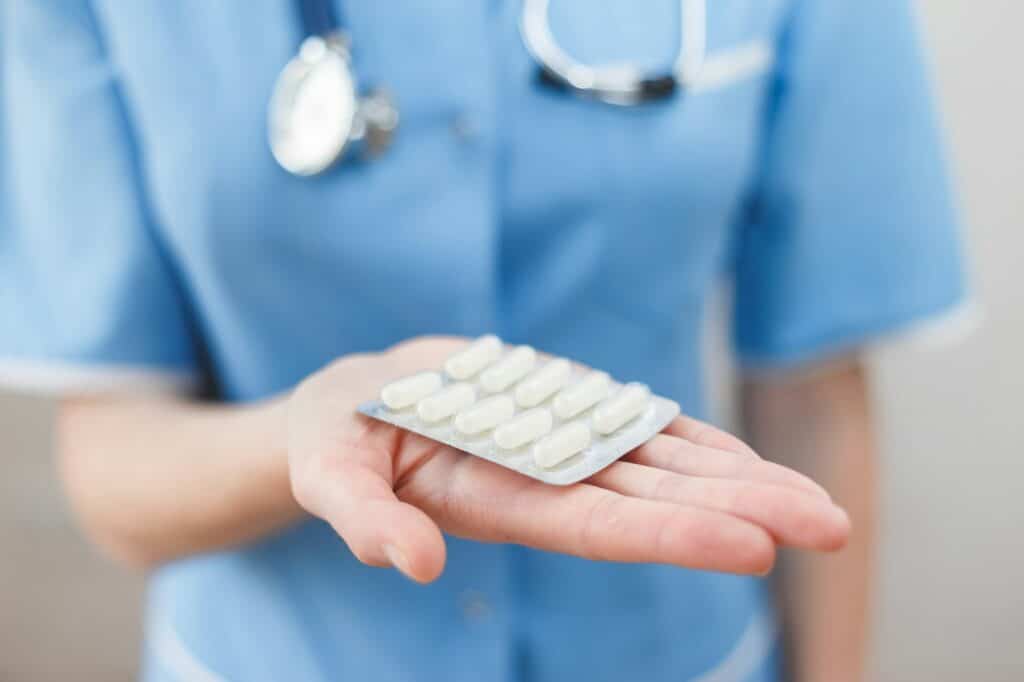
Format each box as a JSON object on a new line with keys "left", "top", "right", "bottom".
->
{"left": 552, "top": 371, "right": 611, "bottom": 419}
{"left": 515, "top": 359, "right": 572, "bottom": 407}
{"left": 416, "top": 382, "right": 476, "bottom": 423}
{"left": 533, "top": 422, "right": 592, "bottom": 469}
{"left": 380, "top": 371, "right": 443, "bottom": 410}
{"left": 454, "top": 395, "right": 516, "bottom": 436}
{"left": 444, "top": 335, "right": 503, "bottom": 380}
{"left": 592, "top": 383, "right": 651, "bottom": 435}
{"left": 493, "top": 408, "right": 553, "bottom": 450}
{"left": 480, "top": 346, "right": 537, "bottom": 393}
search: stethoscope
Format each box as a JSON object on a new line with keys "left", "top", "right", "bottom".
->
{"left": 269, "top": 0, "right": 708, "bottom": 176}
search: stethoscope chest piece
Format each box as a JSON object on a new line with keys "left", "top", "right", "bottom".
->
{"left": 269, "top": 34, "right": 397, "bottom": 176}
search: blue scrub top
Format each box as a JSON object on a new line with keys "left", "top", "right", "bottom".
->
{"left": 2, "top": 1, "right": 965, "bottom": 680}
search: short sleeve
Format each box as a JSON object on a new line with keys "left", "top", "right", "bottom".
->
{"left": 731, "top": 0, "right": 971, "bottom": 370}
{"left": 0, "top": 0, "right": 201, "bottom": 394}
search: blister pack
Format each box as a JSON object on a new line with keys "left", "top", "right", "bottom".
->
{"left": 357, "top": 336, "right": 680, "bottom": 485}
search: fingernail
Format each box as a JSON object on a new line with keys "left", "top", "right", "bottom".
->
{"left": 833, "top": 504, "right": 853, "bottom": 537}
{"left": 384, "top": 544, "right": 413, "bottom": 579}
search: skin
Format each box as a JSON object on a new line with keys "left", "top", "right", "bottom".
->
{"left": 743, "top": 361, "right": 875, "bottom": 682}
{"left": 57, "top": 335, "right": 851, "bottom": 608}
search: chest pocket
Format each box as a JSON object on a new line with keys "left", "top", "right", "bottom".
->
{"left": 544, "top": 0, "right": 785, "bottom": 94}
{"left": 501, "top": 1, "right": 790, "bottom": 327}
{"left": 519, "top": 0, "right": 786, "bottom": 204}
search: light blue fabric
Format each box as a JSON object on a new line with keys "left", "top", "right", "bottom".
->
{"left": 1, "top": 1, "right": 964, "bottom": 680}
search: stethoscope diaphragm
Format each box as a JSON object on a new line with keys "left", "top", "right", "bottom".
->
{"left": 269, "top": 34, "right": 397, "bottom": 177}
{"left": 269, "top": 0, "right": 707, "bottom": 177}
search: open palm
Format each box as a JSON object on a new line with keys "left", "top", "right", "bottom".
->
{"left": 287, "top": 338, "right": 849, "bottom": 583}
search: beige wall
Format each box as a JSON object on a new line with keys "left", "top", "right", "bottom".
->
{"left": 870, "top": 2, "right": 1024, "bottom": 680}
{"left": 1, "top": 1, "right": 1021, "bottom": 680}
{"left": 0, "top": 396, "right": 145, "bottom": 680}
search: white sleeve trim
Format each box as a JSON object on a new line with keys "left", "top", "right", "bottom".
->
{"left": 0, "top": 359, "right": 200, "bottom": 397}
{"left": 741, "top": 298, "right": 983, "bottom": 383}
{"left": 886, "top": 298, "right": 984, "bottom": 349}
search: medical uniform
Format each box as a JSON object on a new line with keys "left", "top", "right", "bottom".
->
{"left": 1, "top": 1, "right": 966, "bottom": 680}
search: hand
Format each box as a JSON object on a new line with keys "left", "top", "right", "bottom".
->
{"left": 286, "top": 337, "right": 850, "bottom": 583}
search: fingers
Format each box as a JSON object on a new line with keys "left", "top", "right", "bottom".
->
{"left": 380, "top": 336, "right": 470, "bottom": 377}
{"left": 399, "top": 455, "right": 777, "bottom": 575}
{"left": 589, "top": 461, "right": 850, "bottom": 551}
{"left": 291, "top": 444, "right": 447, "bottom": 584}
{"left": 662, "top": 415, "right": 760, "bottom": 458}
{"left": 564, "top": 487, "right": 777, "bottom": 575}
{"left": 627, "top": 434, "right": 831, "bottom": 500}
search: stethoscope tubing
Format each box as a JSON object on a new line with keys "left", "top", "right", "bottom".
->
{"left": 520, "top": 0, "right": 708, "bottom": 105}
{"left": 271, "top": 0, "right": 708, "bottom": 176}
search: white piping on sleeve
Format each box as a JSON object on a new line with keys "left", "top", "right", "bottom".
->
{"left": 0, "top": 359, "right": 200, "bottom": 396}
{"left": 740, "top": 298, "right": 983, "bottom": 383}
{"left": 886, "top": 298, "right": 983, "bottom": 350}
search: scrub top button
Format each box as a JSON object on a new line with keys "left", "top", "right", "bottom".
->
{"left": 458, "top": 589, "right": 492, "bottom": 622}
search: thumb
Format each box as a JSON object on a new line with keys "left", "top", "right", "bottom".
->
{"left": 292, "top": 451, "right": 447, "bottom": 583}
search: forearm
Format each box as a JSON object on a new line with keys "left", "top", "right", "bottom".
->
{"left": 741, "top": 361, "right": 877, "bottom": 682}
{"left": 57, "top": 394, "right": 303, "bottom": 569}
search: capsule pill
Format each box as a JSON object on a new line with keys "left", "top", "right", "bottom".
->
{"left": 480, "top": 346, "right": 537, "bottom": 393}
{"left": 533, "top": 422, "right": 592, "bottom": 469}
{"left": 454, "top": 395, "right": 516, "bottom": 436}
{"left": 592, "top": 383, "right": 651, "bottom": 435}
{"left": 552, "top": 371, "right": 611, "bottom": 419}
{"left": 445, "top": 335, "right": 503, "bottom": 380}
{"left": 515, "top": 359, "right": 571, "bottom": 407}
{"left": 361, "top": 337, "right": 681, "bottom": 485}
{"left": 417, "top": 382, "right": 476, "bottom": 423}
{"left": 494, "top": 408, "right": 553, "bottom": 449}
{"left": 381, "top": 371, "right": 443, "bottom": 410}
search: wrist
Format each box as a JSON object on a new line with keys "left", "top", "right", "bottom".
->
{"left": 246, "top": 394, "right": 306, "bottom": 529}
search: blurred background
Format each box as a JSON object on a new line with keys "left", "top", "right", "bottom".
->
{"left": 2, "top": 1, "right": 1022, "bottom": 680}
